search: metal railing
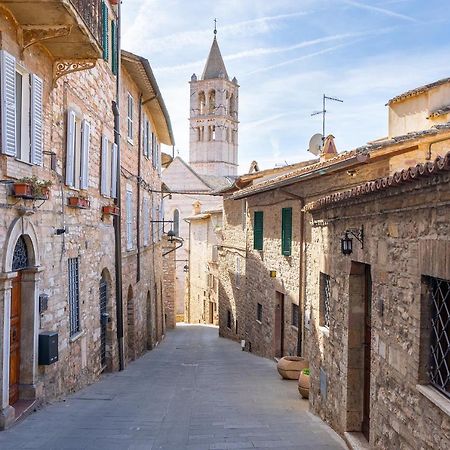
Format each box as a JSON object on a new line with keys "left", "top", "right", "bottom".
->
{"left": 69, "top": 0, "right": 103, "bottom": 47}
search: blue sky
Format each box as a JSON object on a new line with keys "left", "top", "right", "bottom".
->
{"left": 122, "top": 0, "right": 450, "bottom": 172}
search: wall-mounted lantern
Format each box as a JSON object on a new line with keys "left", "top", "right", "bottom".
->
{"left": 183, "top": 264, "right": 189, "bottom": 273}
{"left": 167, "top": 229, "right": 176, "bottom": 243}
{"left": 341, "top": 226, "right": 364, "bottom": 256}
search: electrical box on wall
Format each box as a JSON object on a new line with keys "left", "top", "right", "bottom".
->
{"left": 38, "top": 332, "right": 58, "bottom": 365}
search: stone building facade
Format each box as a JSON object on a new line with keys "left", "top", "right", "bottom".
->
{"left": 185, "top": 204, "right": 222, "bottom": 324}
{"left": 0, "top": 1, "right": 173, "bottom": 429}
{"left": 305, "top": 153, "right": 450, "bottom": 449}
{"left": 163, "top": 32, "right": 238, "bottom": 323}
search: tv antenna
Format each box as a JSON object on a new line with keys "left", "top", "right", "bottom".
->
{"left": 311, "top": 94, "right": 343, "bottom": 144}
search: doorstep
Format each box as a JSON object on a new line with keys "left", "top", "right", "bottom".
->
{"left": 344, "top": 432, "right": 370, "bottom": 450}
{"left": 12, "top": 399, "right": 37, "bottom": 425}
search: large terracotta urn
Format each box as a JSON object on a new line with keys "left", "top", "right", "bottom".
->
{"left": 298, "top": 369, "right": 310, "bottom": 398}
{"left": 277, "top": 356, "right": 309, "bottom": 380}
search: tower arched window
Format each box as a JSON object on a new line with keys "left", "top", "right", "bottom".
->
{"left": 208, "top": 90, "right": 216, "bottom": 114}
{"left": 197, "top": 127, "right": 201, "bottom": 141}
{"left": 173, "top": 209, "right": 180, "bottom": 236}
{"left": 229, "top": 94, "right": 235, "bottom": 118}
{"left": 198, "top": 91, "right": 206, "bottom": 115}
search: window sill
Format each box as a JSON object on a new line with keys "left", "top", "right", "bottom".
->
{"left": 319, "top": 326, "right": 330, "bottom": 337}
{"left": 69, "top": 330, "right": 85, "bottom": 343}
{"left": 14, "top": 158, "right": 33, "bottom": 167}
{"left": 416, "top": 384, "right": 450, "bottom": 417}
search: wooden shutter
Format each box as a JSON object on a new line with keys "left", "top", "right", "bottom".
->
{"left": 65, "top": 110, "right": 76, "bottom": 186}
{"left": 111, "top": 20, "right": 118, "bottom": 75}
{"left": 0, "top": 50, "right": 16, "bottom": 156}
{"left": 100, "top": 135, "right": 109, "bottom": 196}
{"left": 102, "top": 1, "right": 109, "bottom": 61}
{"left": 143, "top": 117, "right": 148, "bottom": 158}
{"left": 30, "top": 74, "right": 43, "bottom": 165}
{"left": 151, "top": 132, "right": 156, "bottom": 167}
{"left": 80, "top": 120, "right": 90, "bottom": 189}
{"left": 126, "top": 189, "right": 133, "bottom": 250}
{"left": 281, "top": 207, "right": 292, "bottom": 256}
{"left": 143, "top": 197, "right": 149, "bottom": 246}
{"left": 110, "top": 142, "right": 118, "bottom": 198}
{"left": 253, "top": 211, "right": 264, "bottom": 250}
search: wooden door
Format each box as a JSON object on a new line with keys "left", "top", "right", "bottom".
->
{"left": 274, "top": 292, "right": 285, "bottom": 358}
{"left": 9, "top": 274, "right": 21, "bottom": 405}
{"left": 362, "top": 267, "right": 372, "bottom": 441}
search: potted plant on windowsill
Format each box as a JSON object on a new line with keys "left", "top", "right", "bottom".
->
{"left": 102, "top": 204, "right": 119, "bottom": 216}
{"left": 13, "top": 177, "right": 52, "bottom": 200}
{"left": 298, "top": 368, "right": 310, "bottom": 399}
{"left": 68, "top": 192, "right": 90, "bottom": 209}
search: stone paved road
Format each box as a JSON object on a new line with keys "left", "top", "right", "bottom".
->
{"left": 0, "top": 325, "right": 346, "bottom": 450}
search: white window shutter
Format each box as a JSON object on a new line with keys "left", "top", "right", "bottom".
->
{"left": 142, "top": 118, "right": 147, "bottom": 158}
{"left": 65, "top": 110, "right": 76, "bottom": 186}
{"left": 30, "top": 74, "right": 43, "bottom": 165}
{"left": 110, "top": 142, "right": 118, "bottom": 198}
{"left": 100, "top": 135, "right": 109, "bottom": 196}
{"left": 143, "top": 197, "right": 149, "bottom": 246}
{"left": 152, "top": 204, "right": 156, "bottom": 243}
{"left": 0, "top": 50, "right": 16, "bottom": 156}
{"left": 80, "top": 120, "right": 90, "bottom": 189}
{"left": 126, "top": 189, "right": 133, "bottom": 250}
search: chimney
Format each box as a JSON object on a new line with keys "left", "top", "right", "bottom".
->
{"left": 320, "top": 135, "right": 338, "bottom": 161}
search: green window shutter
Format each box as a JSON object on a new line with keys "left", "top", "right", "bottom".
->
{"left": 111, "top": 20, "right": 118, "bottom": 75}
{"left": 253, "top": 211, "right": 264, "bottom": 250}
{"left": 102, "top": 2, "right": 109, "bottom": 61}
{"left": 281, "top": 207, "right": 292, "bottom": 256}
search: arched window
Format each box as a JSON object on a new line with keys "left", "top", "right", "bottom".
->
{"left": 197, "top": 127, "right": 201, "bottom": 141}
{"left": 173, "top": 209, "right": 180, "bottom": 236}
{"left": 229, "top": 94, "right": 235, "bottom": 118}
{"left": 208, "top": 90, "right": 216, "bottom": 114}
{"left": 198, "top": 91, "right": 206, "bottom": 114}
{"left": 12, "top": 236, "right": 29, "bottom": 271}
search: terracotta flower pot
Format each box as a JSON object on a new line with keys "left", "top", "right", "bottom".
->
{"left": 68, "top": 196, "right": 90, "bottom": 209}
{"left": 13, "top": 183, "right": 32, "bottom": 197}
{"left": 102, "top": 205, "right": 119, "bottom": 216}
{"left": 298, "top": 371, "right": 310, "bottom": 398}
{"left": 277, "top": 356, "right": 309, "bottom": 380}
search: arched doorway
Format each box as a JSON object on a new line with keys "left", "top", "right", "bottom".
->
{"left": 127, "top": 286, "right": 135, "bottom": 362}
{"left": 9, "top": 237, "right": 29, "bottom": 405}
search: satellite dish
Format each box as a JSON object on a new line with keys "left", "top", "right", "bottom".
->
{"left": 308, "top": 133, "right": 323, "bottom": 156}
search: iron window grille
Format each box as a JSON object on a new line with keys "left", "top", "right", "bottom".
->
{"left": 68, "top": 257, "right": 81, "bottom": 337}
{"left": 257, "top": 303, "right": 263, "bottom": 322}
{"left": 292, "top": 303, "right": 299, "bottom": 328}
{"left": 320, "top": 273, "right": 331, "bottom": 328}
{"left": 99, "top": 277, "right": 107, "bottom": 367}
{"left": 428, "top": 276, "right": 450, "bottom": 398}
{"left": 12, "top": 236, "right": 29, "bottom": 271}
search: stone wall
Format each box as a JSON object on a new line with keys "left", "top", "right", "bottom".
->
{"left": 162, "top": 238, "right": 177, "bottom": 329}
{"left": 307, "top": 172, "right": 450, "bottom": 449}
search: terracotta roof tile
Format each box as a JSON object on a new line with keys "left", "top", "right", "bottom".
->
{"left": 304, "top": 151, "right": 450, "bottom": 211}
{"left": 388, "top": 77, "right": 450, "bottom": 105}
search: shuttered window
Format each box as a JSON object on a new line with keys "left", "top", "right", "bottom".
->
{"left": 80, "top": 120, "right": 90, "bottom": 189}
{"left": 30, "top": 74, "right": 43, "bottom": 165}
{"left": 65, "top": 110, "right": 76, "bottom": 187}
{"left": 151, "top": 133, "right": 156, "bottom": 167}
{"left": 253, "top": 211, "right": 264, "bottom": 250}
{"left": 0, "top": 50, "right": 16, "bottom": 157}
{"left": 152, "top": 203, "right": 157, "bottom": 243}
{"left": 100, "top": 136, "right": 117, "bottom": 197}
{"left": 111, "top": 20, "right": 118, "bottom": 75}
{"left": 143, "top": 197, "right": 149, "bottom": 246}
{"left": 126, "top": 188, "right": 133, "bottom": 250}
{"left": 110, "top": 142, "right": 118, "bottom": 198}
{"left": 68, "top": 257, "right": 81, "bottom": 337}
{"left": 281, "top": 207, "right": 292, "bottom": 256}
{"left": 127, "top": 93, "right": 133, "bottom": 141}
{"left": 102, "top": 1, "right": 109, "bottom": 61}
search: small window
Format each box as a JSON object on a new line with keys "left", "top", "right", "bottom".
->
{"left": 173, "top": 209, "right": 180, "bottom": 236}
{"left": 227, "top": 310, "right": 232, "bottom": 329}
{"left": 257, "top": 303, "right": 263, "bottom": 322}
{"left": 127, "top": 93, "right": 133, "bottom": 141}
{"left": 320, "top": 273, "right": 331, "bottom": 328}
{"left": 292, "top": 303, "right": 299, "bottom": 328}
{"left": 68, "top": 257, "right": 81, "bottom": 337}
{"left": 253, "top": 211, "right": 264, "bottom": 250}
{"left": 281, "top": 207, "right": 292, "bottom": 256}
{"left": 425, "top": 276, "right": 450, "bottom": 398}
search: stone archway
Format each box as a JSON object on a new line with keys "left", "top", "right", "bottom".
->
{"left": 0, "top": 217, "right": 41, "bottom": 429}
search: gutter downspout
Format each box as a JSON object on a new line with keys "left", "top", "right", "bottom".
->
{"left": 184, "top": 218, "right": 192, "bottom": 323}
{"left": 136, "top": 93, "right": 143, "bottom": 282}
{"left": 297, "top": 197, "right": 305, "bottom": 356}
{"left": 113, "top": 0, "right": 125, "bottom": 371}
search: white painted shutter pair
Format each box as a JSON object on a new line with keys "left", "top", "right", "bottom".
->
{"left": 100, "top": 135, "right": 117, "bottom": 197}
{"left": 1, "top": 50, "right": 43, "bottom": 165}
{"left": 66, "top": 110, "right": 90, "bottom": 188}
{"left": 143, "top": 197, "right": 149, "bottom": 246}
{"left": 126, "top": 189, "right": 133, "bottom": 250}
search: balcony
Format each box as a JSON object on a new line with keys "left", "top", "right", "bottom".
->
{"left": 2, "top": 0, "right": 103, "bottom": 60}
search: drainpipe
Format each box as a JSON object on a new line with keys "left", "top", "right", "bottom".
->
{"left": 113, "top": 0, "right": 124, "bottom": 371}
{"left": 136, "top": 93, "right": 143, "bottom": 282}
{"left": 297, "top": 197, "right": 305, "bottom": 356}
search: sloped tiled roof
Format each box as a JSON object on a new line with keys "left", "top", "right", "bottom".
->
{"left": 202, "top": 37, "right": 229, "bottom": 80}
{"left": 428, "top": 105, "right": 450, "bottom": 119}
{"left": 305, "top": 152, "right": 450, "bottom": 211}
{"left": 388, "top": 77, "right": 450, "bottom": 105}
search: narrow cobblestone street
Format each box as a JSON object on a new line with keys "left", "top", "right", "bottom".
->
{"left": 0, "top": 326, "right": 345, "bottom": 450}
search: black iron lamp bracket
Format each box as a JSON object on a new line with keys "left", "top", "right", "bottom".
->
{"left": 346, "top": 225, "right": 364, "bottom": 249}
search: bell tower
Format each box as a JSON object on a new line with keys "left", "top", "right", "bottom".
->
{"left": 189, "top": 30, "right": 239, "bottom": 177}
